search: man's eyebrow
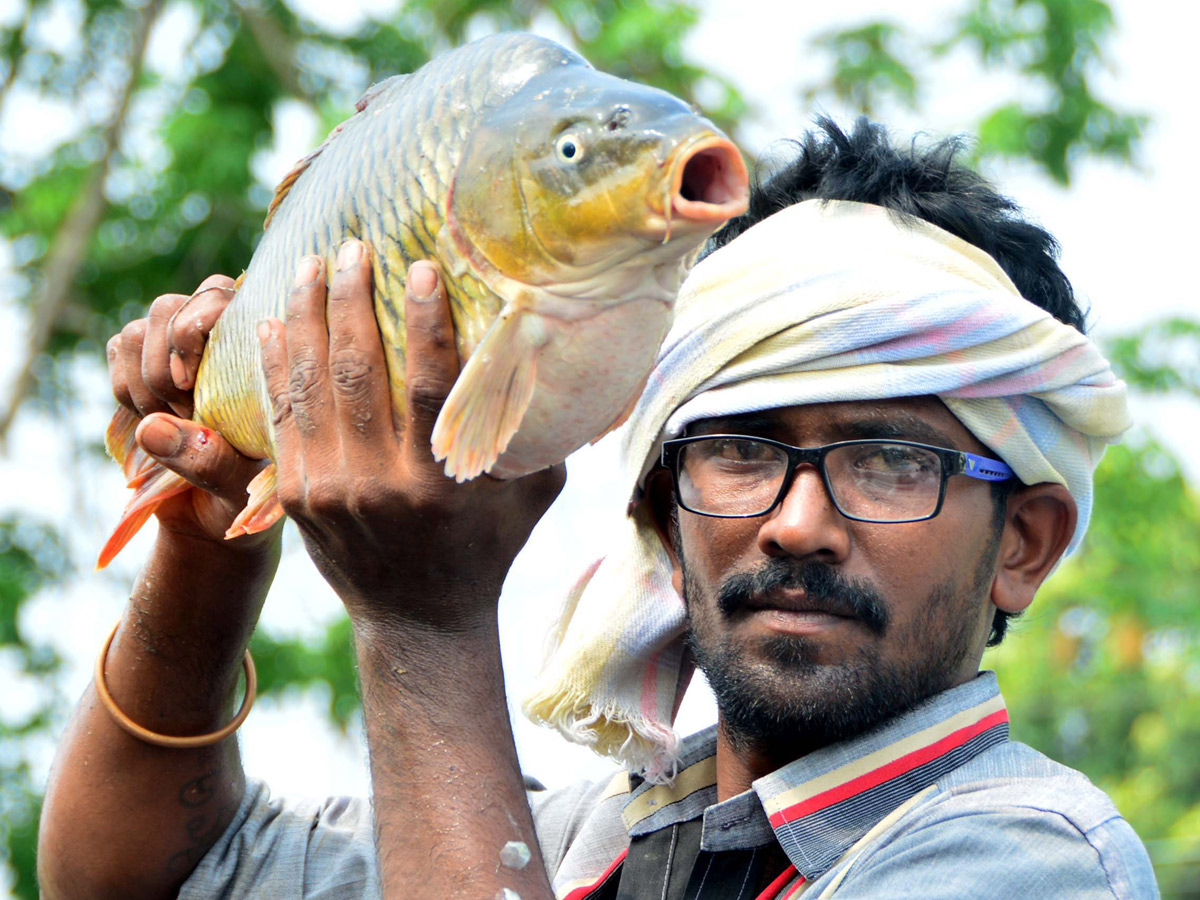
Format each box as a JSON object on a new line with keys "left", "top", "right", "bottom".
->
{"left": 686, "top": 413, "right": 781, "bottom": 435}
{"left": 685, "top": 410, "right": 960, "bottom": 447}
{"left": 840, "top": 415, "right": 955, "bottom": 447}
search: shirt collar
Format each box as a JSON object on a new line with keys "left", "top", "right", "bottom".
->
{"left": 621, "top": 672, "right": 1009, "bottom": 881}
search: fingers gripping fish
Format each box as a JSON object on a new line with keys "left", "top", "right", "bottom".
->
{"left": 98, "top": 32, "right": 748, "bottom": 569}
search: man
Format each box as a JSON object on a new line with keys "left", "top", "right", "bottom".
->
{"left": 38, "top": 119, "right": 1157, "bottom": 900}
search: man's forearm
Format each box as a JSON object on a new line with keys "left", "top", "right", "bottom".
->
{"left": 39, "top": 531, "right": 279, "bottom": 900}
{"left": 355, "top": 617, "right": 554, "bottom": 900}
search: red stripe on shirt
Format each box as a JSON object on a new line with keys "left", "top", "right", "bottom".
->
{"left": 769, "top": 708, "right": 1009, "bottom": 827}
{"left": 563, "top": 848, "right": 629, "bottom": 900}
{"left": 754, "top": 864, "right": 802, "bottom": 900}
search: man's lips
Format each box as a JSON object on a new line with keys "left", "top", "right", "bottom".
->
{"left": 738, "top": 589, "right": 858, "bottom": 619}
{"left": 731, "top": 591, "right": 863, "bottom": 637}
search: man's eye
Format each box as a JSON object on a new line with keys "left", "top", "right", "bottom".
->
{"left": 855, "top": 446, "right": 935, "bottom": 475}
{"left": 711, "top": 439, "right": 773, "bottom": 462}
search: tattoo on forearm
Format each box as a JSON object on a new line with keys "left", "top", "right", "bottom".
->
{"left": 179, "top": 768, "right": 218, "bottom": 808}
{"left": 164, "top": 768, "right": 234, "bottom": 879}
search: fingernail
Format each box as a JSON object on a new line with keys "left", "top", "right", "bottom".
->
{"left": 409, "top": 263, "right": 437, "bottom": 302}
{"left": 337, "top": 240, "right": 363, "bottom": 270}
{"left": 170, "top": 351, "right": 190, "bottom": 390}
{"left": 140, "top": 416, "right": 182, "bottom": 459}
{"left": 257, "top": 320, "right": 271, "bottom": 345}
{"left": 294, "top": 256, "right": 321, "bottom": 287}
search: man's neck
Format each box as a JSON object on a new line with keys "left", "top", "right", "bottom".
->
{"left": 714, "top": 722, "right": 825, "bottom": 801}
{"left": 711, "top": 671, "right": 987, "bottom": 800}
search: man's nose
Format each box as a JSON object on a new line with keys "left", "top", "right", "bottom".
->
{"left": 755, "top": 465, "right": 852, "bottom": 561}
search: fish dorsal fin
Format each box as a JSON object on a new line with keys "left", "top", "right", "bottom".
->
{"left": 264, "top": 143, "right": 325, "bottom": 230}
{"left": 356, "top": 74, "right": 406, "bottom": 111}
{"left": 263, "top": 74, "right": 409, "bottom": 230}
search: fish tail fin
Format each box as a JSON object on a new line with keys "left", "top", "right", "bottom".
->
{"left": 225, "top": 463, "right": 284, "bottom": 540}
{"left": 97, "top": 454, "right": 192, "bottom": 570}
{"left": 431, "top": 311, "right": 541, "bottom": 482}
{"left": 105, "top": 406, "right": 154, "bottom": 481}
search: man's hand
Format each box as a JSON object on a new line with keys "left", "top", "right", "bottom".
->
{"left": 258, "top": 240, "right": 562, "bottom": 900}
{"left": 106, "top": 274, "right": 275, "bottom": 552}
{"left": 258, "top": 241, "right": 564, "bottom": 629}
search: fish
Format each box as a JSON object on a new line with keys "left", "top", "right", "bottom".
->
{"left": 98, "top": 31, "right": 749, "bottom": 569}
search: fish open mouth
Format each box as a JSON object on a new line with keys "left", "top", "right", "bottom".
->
{"left": 670, "top": 135, "right": 749, "bottom": 225}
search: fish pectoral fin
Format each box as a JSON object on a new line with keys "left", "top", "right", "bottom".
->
{"left": 97, "top": 461, "right": 191, "bottom": 570}
{"left": 431, "top": 310, "right": 545, "bottom": 483}
{"left": 225, "top": 464, "right": 285, "bottom": 540}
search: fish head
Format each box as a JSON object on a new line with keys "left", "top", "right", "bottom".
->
{"left": 448, "top": 67, "right": 749, "bottom": 296}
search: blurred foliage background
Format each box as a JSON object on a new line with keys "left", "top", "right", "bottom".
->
{"left": 0, "top": 0, "right": 1196, "bottom": 896}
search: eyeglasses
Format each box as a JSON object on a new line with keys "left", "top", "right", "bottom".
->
{"left": 661, "top": 435, "right": 1014, "bottom": 523}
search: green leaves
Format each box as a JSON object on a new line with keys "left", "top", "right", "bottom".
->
{"left": 1107, "top": 318, "right": 1200, "bottom": 400}
{"left": 805, "top": 0, "right": 1146, "bottom": 184}
{"left": 806, "top": 22, "right": 918, "bottom": 116}
{"left": 250, "top": 618, "right": 361, "bottom": 730}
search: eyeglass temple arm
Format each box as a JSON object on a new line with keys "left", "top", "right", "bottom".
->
{"left": 961, "top": 451, "right": 1015, "bottom": 482}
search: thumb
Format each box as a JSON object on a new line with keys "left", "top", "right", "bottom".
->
{"left": 136, "top": 413, "right": 263, "bottom": 505}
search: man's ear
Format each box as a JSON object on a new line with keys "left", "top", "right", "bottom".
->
{"left": 643, "top": 467, "right": 685, "bottom": 596}
{"left": 991, "top": 482, "right": 1077, "bottom": 616}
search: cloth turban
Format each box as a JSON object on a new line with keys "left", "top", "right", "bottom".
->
{"left": 523, "top": 199, "right": 1130, "bottom": 779}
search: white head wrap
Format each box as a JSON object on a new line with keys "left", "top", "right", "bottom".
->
{"left": 523, "top": 199, "right": 1130, "bottom": 779}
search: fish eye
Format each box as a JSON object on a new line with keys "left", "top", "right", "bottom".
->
{"left": 555, "top": 133, "right": 584, "bottom": 163}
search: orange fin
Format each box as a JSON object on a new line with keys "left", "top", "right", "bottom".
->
{"left": 263, "top": 76, "right": 406, "bottom": 231}
{"left": 225, "top": 464, "right": 283, "bottom": 539}
{"left": 97, "top": 460, "right": 191, "bottom": 570}
{"left": 104, "top": 406, "right": 140, "bottom": 472}
{"left": 264, "top": 144, "right": 323, "bottom": 230}
{"left": 431, "top": 310, "right": 544, "bottom": 483}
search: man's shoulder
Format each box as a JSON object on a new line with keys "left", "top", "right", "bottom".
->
{"left": 528, "top": 769, "right": 633, "bottom": 887}
{"left": 934, "top": 738, "right": 1122, "bottom": 826}
{"left": 846, "top": 740, "right": 1159, "bottom": 899}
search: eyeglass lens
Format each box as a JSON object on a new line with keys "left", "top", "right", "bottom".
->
{"left": 675, "top": 438, "right": 945, "bottom": 521}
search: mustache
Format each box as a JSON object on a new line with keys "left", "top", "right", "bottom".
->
{"left": 716, "top": 559, "right": 889, "bottom": 636}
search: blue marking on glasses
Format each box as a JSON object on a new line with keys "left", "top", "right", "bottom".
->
{"left": 961, "top": 451, "right": 1014, "bottom": 481}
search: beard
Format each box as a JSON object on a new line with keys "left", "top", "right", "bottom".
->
{"left": 683, "top": 554, "right": 994, "bottom": 758}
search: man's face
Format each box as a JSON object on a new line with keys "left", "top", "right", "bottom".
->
{"left": 662, "top": 397, "right": 1006, "bottom": 755}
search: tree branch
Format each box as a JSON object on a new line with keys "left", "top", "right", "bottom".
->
{"left": 241, "top": 8, "right": 304, "bottom": 98}
{"left": 0, "top": 0, "right": 166, "bottom": 441}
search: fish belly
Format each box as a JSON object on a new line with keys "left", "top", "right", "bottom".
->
{"left": 487, "top": 297, "right": 673, "bottom": 479}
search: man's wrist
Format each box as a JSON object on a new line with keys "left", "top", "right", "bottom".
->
{"left": 150, "top": 525, "right": 281, "bottom": 582}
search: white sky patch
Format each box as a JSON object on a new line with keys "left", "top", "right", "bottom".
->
{"left": 145, "top": 1, "right": 202, "bottom": 80}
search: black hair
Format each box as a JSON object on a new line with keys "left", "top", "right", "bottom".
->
{"left": 703, "top": 116, "right": 1085, "bottom": 645}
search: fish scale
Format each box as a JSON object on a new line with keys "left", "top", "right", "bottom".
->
{"left": 98, "top": 32, "right": 749, "bottom": 568}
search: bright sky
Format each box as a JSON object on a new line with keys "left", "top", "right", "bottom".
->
{"left": 1, "top": 2, "right": 1197, "bottom": 892}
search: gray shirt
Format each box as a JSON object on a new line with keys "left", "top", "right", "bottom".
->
{"left": 180, "top": 673, "right": 1158, "bottom": 899}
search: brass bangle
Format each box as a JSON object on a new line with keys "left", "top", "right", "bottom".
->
{"left": 94, "top": 621, "right": 257, "bottom": 749}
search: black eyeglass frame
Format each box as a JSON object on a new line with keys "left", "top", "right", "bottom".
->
{"left": 660, "top": 435, "right": 1015, "bottom": 524}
